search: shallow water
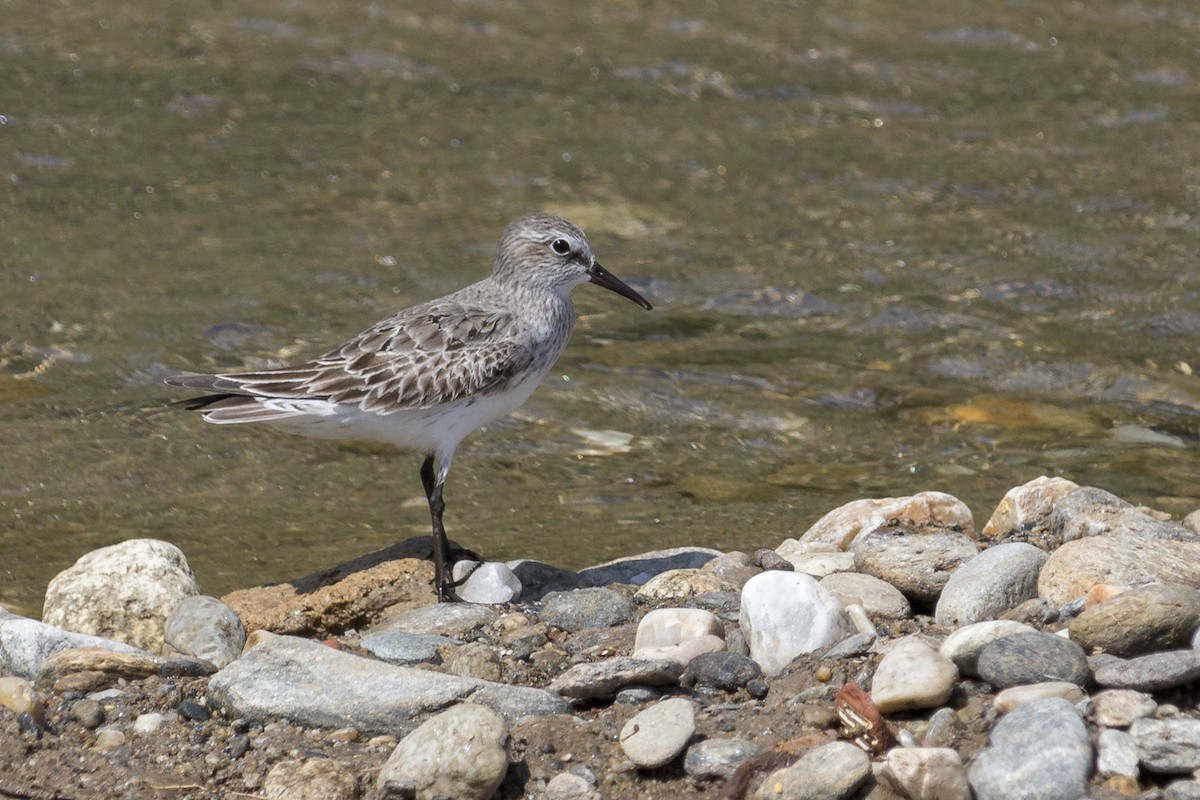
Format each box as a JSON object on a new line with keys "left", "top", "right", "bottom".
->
{"left": 2, "top": 0, "right": 1198, "bottom": 616}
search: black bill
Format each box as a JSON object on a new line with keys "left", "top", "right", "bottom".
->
{"left": 588, "top": 262, "right": 653, "bottom": 310}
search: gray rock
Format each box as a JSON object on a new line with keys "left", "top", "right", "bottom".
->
{"left": 577, "top": 547, "right": 720, "bottom": 587}
{"left": 619, "top": 697, "right": 695, "bottom": 768}
{"left": 209, "top": 632, "right": 564, "bottom": 735}
{"left": 823, "top": 632, "right": 876, "bottom": 660}
{"left": 980, "top": 476, "right": 1080, "bottom": 544}
{"left": 371, "top": 603, "right": 498, "bottom": 638}
{"left": 0, "top": 611, "right": 145, "bottom": 680}
{"left": 444, "top": 642, "right": 503, "bottom": 682}
{"left": 376, "top": 703, "right": 508, "bottom": 800}
{"left": 1051, "top": 487, "right": 1200, "bottom": 544}
{"left": 680, "top": 652, "right": 762, "bottom": 692}
{"left": 976, "top": 631, "right": 1089, "bottom": 688}
{"left": 684, "top": 737, "right": 760, "bottom": 779}
{"left": 1097, "top": 728, "right": 1139, "bottom": 779}
{"left": 752, "top": 740, "right": 871, "bottom": 800}
{"left": 1093, "top": 649, "right": 1200, "bottom": 691}
{"left": 939, "top": 620, "right": 1037, "bottom": 678}
{"left": 263, "top": 757, "right": 356, "bottom": 800}
{"left": 1093, "top": 689, "right": 1157, "bottom": 727}
{"left": 163, "top": 595, "right": 246, "bottom": 669}
{"left": 1130, "top": 718, "right": 1200, "bottom": 773}
{"left": 819, "top": 572, "right": 912, "bottom": 619}
{"left": 1166, "top": 780, "right": 1200, "bottom": 800}
{"left": 850, "top": 528, "right": 978, "bottom": 605}
{"left": 507, "top": 560, "right": 582, "bottom": 600}
{"left": 42, "top": 539, "right": 200, "bottom": 653}
{"left": 539, "top": 588, "right": 636, "bottom": 633}
{"left": 934, "top": 543, "right": 1047, "bottom": 627}
{"left": 1069, "top": 583, "right": 1200, "bottom": 657}
{"left": 359, "top": 631, "right": 454, "bottom": 665}
{"left": 739, "top": 571, "right": 851, "bottom": 676}
{"left": 548, "top": 657, "right": 684, "bottom": 700}
{"left": 543, "top": 771, "right": 601, "bottom": 800}
{"left": 967, "top": 698, "right": 1092, "bottom": 800}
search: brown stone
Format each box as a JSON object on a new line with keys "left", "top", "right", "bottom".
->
{"left": 1039, "top": 537, "right": 1200, "bottom": 606}
{"left": 980, "top": 476, "right": 1079, "bottom": 546}
{"left": 798, "top": 492, "right": 976, "bottom": 550}
{"left": 36, "top": 647, "right": 211, "bottom": 692}
{"left": 221, "top": 538, "right": 439, "bottom": 637}
{"left": 1068, "top": 583, "right": 1200, "bottom": 657}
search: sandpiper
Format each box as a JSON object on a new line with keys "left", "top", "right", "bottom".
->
{"left": 166, "top": 213, "right": 652, "bottom": 601}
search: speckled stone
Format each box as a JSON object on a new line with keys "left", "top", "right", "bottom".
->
{"left": 976, "top": 632, "right": 1089, "bottom": 689}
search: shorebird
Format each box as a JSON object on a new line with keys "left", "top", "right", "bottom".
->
{"left": 166, "top": 213, "right": 652, "bottom": 601}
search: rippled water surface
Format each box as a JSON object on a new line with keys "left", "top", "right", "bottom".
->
{"left": 3, "top": 0, "right": 1199, "bottom": 615}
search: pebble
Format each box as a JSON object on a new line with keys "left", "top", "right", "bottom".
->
{"left": 548, "top": 657, "right": 684, "bottom": 700}
{"left": 0, "top": 676, "right": 35, "bottom": 715}
{"left": 870, "top": 637, "right": 958, "bottom": 713}
{"left": 683, "top": 737, "right": 760, "bottom": 779}
{"left": 72, "top": 698, "right": 105, "bottom": 728}
{"left": 444, "top": 642, "right": 503, "bottom": 682}
{"left": 539, "top": 587, "right": 637, "bottom": 632}
{"left": 823, "top": 632, "right": 876, "bottom": 660}
{"left": 680, "top": 652, "right": 762, "bottom": 692}
{"left": 1038, "top": 536, "right": 1200, "bottom": 606}
{"left": 264, "top": 757, "right": 357, "bottom": 800}
{"left": 939, "top": 620, "right": 1037, "bottom": 678}
{"left": 1068, "top": 582, "right": 1200, "bottom": 657}
{"left": 1092, "top": 649, "right": 1200, "bottom": 691}
{"left": 1093, "top": 689, "right": 1157, "bottom": 727}
{"left": 618, "top": 697, "right": 695, "bottom": 768}
{"left": 93, "top": 726, "right": 126, "bottom": 752}
{"left": 739, "top": 571, "right": 851, "bottom": 676}
{"left": 1097, "top": 728, "right": 1140, "bottom": 779}
{"left": 774, "top": 543, "right": 856, "bottom": 577}
{"left": 359, "top": 631, "right": 454, "bottom": 665}
{"left": 979, "top": 476, "right": 1080, "bottom": 542}
{"left": 632, "top": 608, "right": 726, "bottom": 665}
{"left": 975, "top": 631, "right": 1089, "bottom": 688}
{"left": 543, "top": 771, "right": 602, "bottom": 800}
{"left": 934, "top": 542, "right": 1048, "bottom": 628}
{"left": 752, "top": 740, "right": 871, "bottom": 800}
{"left": 818, "top": 572, "right": 912, "bottom": 619}
{"left": 967, "top": 698, "right": 1092, "bottom": 800}
{"left": 752, "top": 548, "right": 794, "bottom": 573}
{"left": 163, "top": 594, "right": 246, "bottom": 668}
{"left": 879, "top": 747, "right": 970, "bottom": 800}
{"left": 42, "top": 538, "right": 200, "bottom": 653}
{"left": 133, "top": 712, "right": 165, "bottom": 734}
{"left": 450, "top": 561, "right": 522, "bottom": 604}
{"left": 850, "top": 528, "right": 979, "bottom": 606}
{"left": 993, "top": 681, "right": 1085, "bottom": 713}
{"left": 576, "top": 547, "right": 721, "bottom": 587}
{"left": 795, "top": 491, "right": 976, "bottom": 550}
{"left": 1167, "top": 781, "right": 1200, "bottom": 800}
{"left": 634, "top": 568, "right": 740, "bottom": 600}
{"left": 1129, "top": 718, "right": 1200, "bottom": 773}
{"left": 372, "top": 603, "right": 498, "bottom": 638}
{"left": 376, "top": 703, "right": 508, "bottom": 800}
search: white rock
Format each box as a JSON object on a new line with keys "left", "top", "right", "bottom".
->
{"left": 42, "top": 539, "right": 200, "bottom": 653}
{"left": 775, "top": 543, "right": 856, "bottom": 577}
{"left": 133, "top": 712, "right": 165, "bottom": 734}
{"left": 618, "top": 697, "right": 695, "bottom": 768}
{"left": 980, "top": 476, "right": 1080, "bottom": 539}
{"left": 376, "top": 703, "right": 508, "bottom": 800}
{"left": 934, "top": 543, "right": 1048, "bottom": 628}
{"left": 544, "top": 771, "right": 601, "bottom": 800}
{"left": 1093, "top": 689, "right": 1157, "bottom": 727}
{"left": 1097, "top": 728, "right": 1139, "bottom": 779}
{"left": 871, "top": 637, "right": 958, "bottom": 713}
{"left": 939, "top": 620, "right": 1037, "bottom": 677}
{"left": 880, "top": 747, "right": 971, "bottom": 800}
{"left": 633, "top": 608, "right": 725, "bottom": 665}
{"left": 739, "top": 571, "right": 851, "bottom": 676}
{"left": 796, "top": 492, "right": 976, "bottom": 549}
{"left": 0, "top": 676, "right": 36, "bottom": 715}
{"left": 993, "top": 681, "right": 1085, "bottom": 714}
{"left": 93, "top": 727, "right": 125, "bottom": 752}
{"left": 819, "top": 572, "right": 912, "bottom": 619}
{"left": 633, "top": 636, "right": 726, "bottom": 665}
{"left": 451, "top": 561, "right": 522, "bottom": 604}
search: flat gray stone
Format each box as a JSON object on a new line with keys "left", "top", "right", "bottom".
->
{"left": 0, "top": 610, "right": 145, "bottom": 680}
{"left": 1130, "top": 718, "right": 1200, "bottom": 773}
{"left": 819, "top": 572, "right": 912, "bottom": 619}
{"left": 850, "top": 528, "right": 978, "bottom": 606}
{"left": 752, "top": 740, "right": 871, "bottom": 800}
{"left": 968, "top": 698, "right": 1092, "bottom": 800}
{"left": 539, "top": 588, "right": 636, "bottom": 633}
{"left": 208, "top": 632, "right": 564, "bottom": 736}
{"left": 371, "top": 603, "right": 498, "bottom": 638}
{"left": 359, "top": 631, "right": 455, "bottom": 665}
{"left": 939, "top": 621, "right": 1037, "bottom": 678}
{"left": 1093, "top": 649, "right": 1200, "bottom": 691}
{"left": 976, "top": 631, "right": 1089, "bottom": 688}
{"left": 934, "top": 543, "right": 1047, "bottom": 628}
{"left": 684, "top": 737, "right": 760, "bottom": 779}
{"left": 618, "top": 697, "right": 695, "bottom": 768}
{"left": 548, "top": 657, "right": 684, "bottom": 700}
{"left": 1097, "top": 728, "right": 1139, "bottom": 779}
{"left": 578, "top": 547, "right": 720, "bottom": 587}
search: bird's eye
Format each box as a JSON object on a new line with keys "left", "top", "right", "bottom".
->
{"left": 550, "top": 238, "right": 571, "bottom": 256}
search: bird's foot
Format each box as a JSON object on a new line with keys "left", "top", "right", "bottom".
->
{"left": 435, "top": 558, "right": 484, "bottom": 603}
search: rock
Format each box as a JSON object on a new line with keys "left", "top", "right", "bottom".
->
{"left": 0, "top": 611, "right": 146, "bottom": 680}
{"left": 851, "top": 528, "right": 978, "bottom": 606}
{"left": 752, "top": 549, "right": 794, "bottom": 573}
{"left": 1097, "top": 729, "right": 1139, "bottom": 779}
{"left": 264, "top": 757, "right": 357, "bottom": 800}
{"left": 967, "top": 699, "right": 1092, "bottom": 800}
{"left": 93, "top": 727, "right": 126, "bottom": 752}
{"left": 975, "top": 631, "right": 1090, "bottom": 689}
{"left": 209, "top": 632, "right": 564, "bottom": 735}
{"left": 1039, "top": 537, "right": 1200, "bottom": 606}
{"left": 774, "top": 542, "right": 856, "bottom": 577}
{"left": 42, "top": 539, "right": 200, "bottom": 653}
{"left": 752, "top": 740, "right": 871, "bottom": 800}
{"left": 618, "top": 697, "right": 695, "bottom": 768}
{"left": 870, "top": 637, "right": 958, "bottom": 713}
{"left": 1093, "top": 689, "right": 1157, "bottom": 727}
{"left": 1092, "top": 649, "right": 1200, "bottom": 691}
{"left": 934, "top": 543, "right": 1047, "bottom": 627}
{"left": 634, "top": 569, "right": 740, "bottom": 600}
{"left": 71, "top": 698, "right": 104, "bottom": 728}
{"left": 376, "top": 704, "right": 508, "bottom": 800}
{"left": 796, "top": 492, "right": 976, "bottom": 549}
{"left": 577, "top": 547, "right": 721, "bottom": 587}
{"left": 132, "top": 712, "right": 165, "bottom": 734}
{"left": 539, "top": 588, "right": 636, "bottom": 633}
{"left": 450, "top": 561, "right": 522, "bottom": 604}
{"left": 680, "top": 652, "right": 763, "bottom": 692}
{"left": 36, "top": 646, "right": 214, "bottom": 693}
{"left": 1129, "top": 718, "right": 1200, "bottom": 773}
{"left": 993, "top": 681, "right": 1086, "bottom": 713}
{"left": 371, "top": 602, "right": 498, "bottom": 638}
{"left": 1068, "top": 583, "right": 1200, "bottom": 657}
{"left": 444, "top": 642, "right": 503, "bottom": 682}
{"left": 939, "top": 621, "right": 1037, "bottom": 678}
{"left": 543, "top": 771, "right": 601, "bottom": 800}
{"left": 507, "top": 560, "right": 582, "bottom": 600}
{"left": 1167, "top": 781, "right": 1200, "bottom": 800}
{"left": 980, "top": 476, "right": 1080, "bottom": 544}
{"left": 701, "top": 551, "right": 761, "bottom": 588}
{"left": 879, "top": 747, "right": 971, "bottom": 800}
{"left": 1186, "top": 509, "right": 1200, "bottom": 535}
{"left": 633, "top": 608, "right": 724, "bottom": 665}
{"left": 548, "top": 657, "right": 684, "bottom": 700}
{"left": 163, "top": 595, "right": 246, "bottom": 668}
{"left": 823, "top": 633, "right": 876, "bottom": 660}
{"left": 684, "top": 737, "right": 760, "bottom": 778}
{"left": 739, "top": 571, "right": 851, "bottom": 676}
{"left": 1050, "top": 487, "right": 1200, "bottom": 544}
{"left": 359, "top": 631, "right": 454, "bottom": 665}
{"left": 0, "top": 676, "right": 35, "bottom": 715}
{"left": 819, "top": 572, "right": 912, "bottom": 619}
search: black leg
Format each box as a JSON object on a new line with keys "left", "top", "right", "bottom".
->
{"left": 421, "top": 454, "right": 456, "bottom": 602}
